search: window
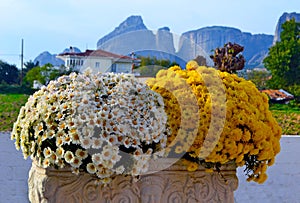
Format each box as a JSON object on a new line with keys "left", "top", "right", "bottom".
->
{"left": 111, "top": 64, "right": 116, "bottom": 72}
{"left": 95, "top": 62, "right": 100, "bottom": 68}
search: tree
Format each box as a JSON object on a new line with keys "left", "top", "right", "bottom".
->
{"left": 24, "top": 60, "right": 39, "bottom": 74}
{"left": 24, "top": 63, "right": 60, "bottom": 87}
{"left": 136, "top": 56, "right": 178, "bottom": 76}
{"left": 0, "top": 60, "right": 19, "bottom": 85}
{"left": 246, "top": 69, "right": 271, "bottom": 90}
{"left": 139, "top": 65, "right": 167, "bottom": 77}
{"left": 263, "top": 18, "right": 300, "bottom": 89}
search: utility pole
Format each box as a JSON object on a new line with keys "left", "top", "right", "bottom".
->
{"left": 20, "top": 39, "right": 24, "bottom": 86}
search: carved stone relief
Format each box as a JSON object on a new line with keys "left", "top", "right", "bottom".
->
{"left": 28, "top": 159, "right": 238, "bottom": 203}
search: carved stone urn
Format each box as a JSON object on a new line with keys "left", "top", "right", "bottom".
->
{"left": 28, "top": 158, "right": 238, "bottom": 203}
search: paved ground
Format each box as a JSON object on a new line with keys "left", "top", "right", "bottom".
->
{"left": 1, "top": 132, "right": 300, "bottom": 203}
{"left": 235, "top": 136, "right": 300, "bottom": 203}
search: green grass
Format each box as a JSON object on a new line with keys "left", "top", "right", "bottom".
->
{"left": 0, "top": 94, "right": 29, "bottom": 131}
{"left": 269, "top": 102, "right": 300, "bottom": 135}
{"left": 0, "top": 94, "right": 299, "bottom": 135}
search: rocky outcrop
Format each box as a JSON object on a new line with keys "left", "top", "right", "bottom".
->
{"left": 156, "top": 27, "right": 176, "bottom": 54}
{"left": 97, "top": 15, "right": 148, "bottom": 48}
{"left": 37, "top": 13, "right": 300, "bottom": 68}
{"left": 97, "top": 16, "right": 176, "bottom": 59}
{"left": 96, "top": 16, "right": 274, "bottom": 68}
{"left": 178, "top": 26, "right": 273, "bottom": 68}
{"left": 273, "top": 12, "right": 300, "bottom": 44}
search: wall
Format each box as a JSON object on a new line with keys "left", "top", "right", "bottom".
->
{"left": 1, "top": 132, "right": 299, "bottom": 203}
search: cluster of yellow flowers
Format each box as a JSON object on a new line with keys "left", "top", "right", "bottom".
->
{"left": 146, "top": 61, "right": 282, "bottom": 183}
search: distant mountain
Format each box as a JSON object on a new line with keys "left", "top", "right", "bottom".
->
{"left": 97, "top": 15, "right": 148, "bottom": 47}
{"left": 96, "top": 15, "right": 274, "bottom": 68}
{"left": 96, "top": 16, "right": 178, "bottom": 64}
{"left": 35, "top": 12, "right": 300, "bottom": 69}
{"left": 34, "top": 47, "right": 81, "bottom": 67}
{"left": 273, "top": 12, "right": 300, "bottom": 44}
{"left": 178, "top": 26, "right": 273, "bottom": 68}
{"left": 34, "top": 51, "right": 64, "bottom": 67}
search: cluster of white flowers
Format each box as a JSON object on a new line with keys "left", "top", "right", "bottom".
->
{"left": 11, "top": 70, "right": 169, "bottom": 184}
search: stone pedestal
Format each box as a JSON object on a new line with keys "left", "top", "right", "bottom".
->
{"left": 28, "top": 159, "right": 238, "bottom": 203}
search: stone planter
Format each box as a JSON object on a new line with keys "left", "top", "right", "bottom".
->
{"left": 28, "top": 158, "right": 238, "bottom": 203}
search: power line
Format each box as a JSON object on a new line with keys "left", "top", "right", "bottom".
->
{"left": 0, "top": 54, "right": 19, "bottom": 56}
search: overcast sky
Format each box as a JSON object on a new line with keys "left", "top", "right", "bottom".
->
{"left": 0, "top": 0, "right": 299, "bottom": 68}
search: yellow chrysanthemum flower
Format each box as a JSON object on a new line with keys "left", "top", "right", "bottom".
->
{"left": 147, "top": 60, "right": 282, "bottom": 184}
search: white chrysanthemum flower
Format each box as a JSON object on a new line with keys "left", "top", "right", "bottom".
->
{"left": 64, "top": 151, "right": 75, "bottom": 164}
{"left": 43, "top": 147, "right": 52, "bottom": 158}
{"left": 56, "top": 158, "right": 65, "bottom": 168}
{"left": 71, "top": 157, "right": 82, "bottom": 168}
{"left": 103, "top": 160, "right": 114, "bottom": 169}
{"left": 131, "top": 166, "right": 140, "bottom": 176}
{"left": 115, "top": 165, "right": 125, "bottom": 175}
{"left": 111, "top": 153, "right": 121, "bottom": 164}
{"left": 79, "top": 113, "right": 88, "bottom": 123}
{"left": 11, "top": 71, "right": 170, "bottom": 184}
{"left": 80, "top": 137, "right": 92, "bottom": 149}
{"left": 42, "top": 158, "right": 51, "bottom": 168}
{"left": 45, "top": 130, "right": 55, "bottom": 139}
{"left": 102, "top": 148, "right": 113, "bottom": 161}
{"left": 86, "top": 163, "right": 97, "bottom": 174}
{"left": 107, "top": 134, "right": 118, "bottom": 145}
{"left": 92, "top": 138, "right": 103, "bottom": 149}
{"left": 56, "top": 147, "right": 65, "bottom": 158}
{"left": 49, "top": 152, "right": 58, "bottom": 164}
{"left": 123, "top": 137, "right": 131, "bottom": 148}
{"left": 81, "top": 126, "right": 94, "bottom": 138}
{"left": 70, "top": 132, "right": 81, "bottom": 144}
{"left": 56, "top": 137, "right": 63, "bottom": 147}
{"left": 62, "top": 135, "right": 72, "bottom": 145}
{"left": 72, "top": 168, "right": 80, "bottom": 175}
{"left": 92, "top": 153, "right": 102, "bottom": 165}
{"left": 75, "top": 149, "right": 88, "bottom": 160}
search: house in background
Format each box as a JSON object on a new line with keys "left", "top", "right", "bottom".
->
{"left": 261, "top": 89, "right": 294, "bottom": 104}
{"left": 57, "top": 48, "right": 136, "bottom": 74}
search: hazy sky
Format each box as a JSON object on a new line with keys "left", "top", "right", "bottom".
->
{"left": 0, "top": 0, "right": 299, "bottom": 68}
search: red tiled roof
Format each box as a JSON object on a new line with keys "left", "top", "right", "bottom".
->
{"left": 58, "top": 49, "right": 133, "bottom": 60}
{"left": 261, "top": 89, "right": 294, "bottom": 101}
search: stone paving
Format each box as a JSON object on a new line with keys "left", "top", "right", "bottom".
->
{"left": 1, "top": 132, "right": 299, "bottom": 203}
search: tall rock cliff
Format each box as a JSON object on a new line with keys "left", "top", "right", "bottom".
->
{"left": 96, "top": 16, "right": 177, "bottom": 60}
{"left": 178, "top": 26, "right": 273, "bottom": 68}
{"left": 97, "top": 16, "right": 274, "bottom": 68}
{"left": 37, "top": 14, "right": 300, "bottom": 68}
{"left": 97, "top": 16, "right": 156, "bottom": 55}
{"left": 273, "top": 12, "right": 300, "bottom": 44}
{"left": 156, "top": 27, "right": 176, "bottom": 54}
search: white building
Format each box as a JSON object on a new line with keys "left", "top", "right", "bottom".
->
{"left": 57, "top": 49, "right": 135, "bottom": 74}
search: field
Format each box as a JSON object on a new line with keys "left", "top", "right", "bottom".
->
{"left": 0, "top": 94, "right": 299, "bottom": 135}
{"left": 0, "top": 94, "right": 29, "bottom": 132}
{"left": 270, "top": 103, "right": 300, "bottom": 135}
